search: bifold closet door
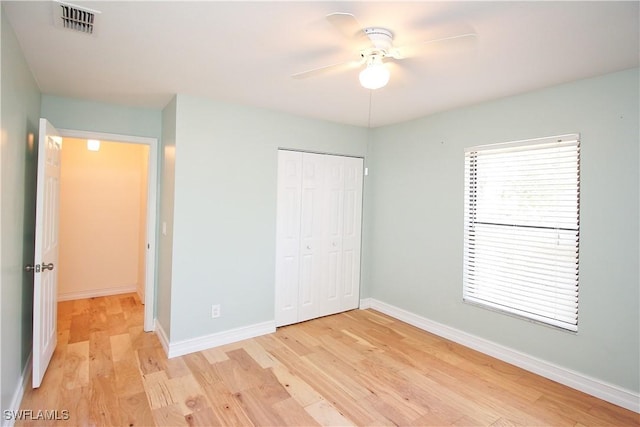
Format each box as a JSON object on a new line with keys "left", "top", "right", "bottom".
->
{"left": 275, "top": 150, "right": 363, "bottom": 327}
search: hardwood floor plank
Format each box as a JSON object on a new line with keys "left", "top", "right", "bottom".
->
{"left": 143, "top": 371, "right": 177, "bottom": 410}
{"left": 183, "top": 352, "right": 223, "bottom": 388}
{"left": 168, "top": 374, "right": 211, "bottom": 416}
{"left": 118, "top": 391, "right": 155, "bottom": 427}
{"left": 165, "top": 354, "right": 192, "bottom": 379}
{"left": 107, "top": 312, "right": 128, "bottom": 335}
{"left": 201, "top": 346, "right": 230, "bottom": 364}
{"left": 226, "top": 348, "right": 290, "bottom": 405}
{"left": 138, "top": 346, "right": 168, "bottom": 375}
{"left": 272, "top": 397, "right": 321, "bottom": 426}
{"left": 104, "top": 294, "right": 123, "bottom": 315}
{"left": 61, "top": 341, "right": 89, "bottom": 390}
{"left": 274, "top": 327, "right": 313, "bottom": 356}
{"left": 68, "top": 313, "right": 89, "bottom": 343}
{"left": 151, "top": 403, "right": 190, "bottom": 427}
{"left": 199, "top": 381, "right": 254, "bottom": 426}
{"left": 270, "top": 364, "right": 324, "bottom": 407}
{"left": 184, "top": 407, "right": 224, "bottom": 427}
{"left": 362, "top": 392, "right": 424, "bottom": 426}
{"left": 89, "top": 374, "right": 122, "bottom": 426}
{"left": 240, "top": 339, "right": 279, "bottom": 369}
{"left": 110, "top": 332, "right": 132, "bottom": 362}
{"left": 587, "top": 402, "right": 640, "bottom": 426}
{"left": 304, "top": 399, "right": 357, "bottom": 426}
{"left": 58, "top": 385, "right": 89, "bottom": 426}
{"left": 88, "top": 297, "right": 109, "bottom": 333}
{"left": 113, "top": 356, "right": 145, "bottom": 397}
{"left": 268, "top": 346, "right": 381, "bottom": 424}
{"left": 17, "top": 294, "right": 639, "bottom": 427}
{"left": 232, "top": 387, "right": 286, "bottom": 426}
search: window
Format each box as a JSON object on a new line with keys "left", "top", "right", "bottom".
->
{"left": 463, "top": 134, "right": 580, "bottom": 331}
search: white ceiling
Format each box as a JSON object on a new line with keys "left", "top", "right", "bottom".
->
{"left": 4, "top": 1, "right": 639, "bottom": 128}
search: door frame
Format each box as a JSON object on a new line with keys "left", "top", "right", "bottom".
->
{"left": 58, "top": 128, "right": 158, "bottom": 332}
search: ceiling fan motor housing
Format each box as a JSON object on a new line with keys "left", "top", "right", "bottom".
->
{"left": 364, "top": 27, "right": 393, "bottom": 52}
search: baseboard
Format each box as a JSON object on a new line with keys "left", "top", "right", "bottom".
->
{"left": 365, "top": 298, "right": 640, "bottom": 414}
{"left": 3, "top": 353, "right": 32, "bottom": 427}
{"left": 359, "top": 297, "right": 372, "bottom": 309}
{"left": 57, "top": 285, "right": 137, "bottom": 301}
{"left": 155, "top": 319, "right": 170, "bottom": 356}
{"left": 164, "top": 321, "right": 276, "bottom": 359}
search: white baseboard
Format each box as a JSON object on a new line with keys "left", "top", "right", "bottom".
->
{"left": 365, "top": 298, "right": 640, "bottom": 414}
{"left": 3, "top": 353, "right": 32, "bottom": 427}
{"left": 155, "top": 319, "right": 170, "bottom": 356}
{"left": 57, "top": 285, "right": 137, "bottom": 301}
{"left": 359, "top": 297, "right": 372, "bottom": 309}
{"left": 161, "top": 321, "right": 276, "bottom": 359}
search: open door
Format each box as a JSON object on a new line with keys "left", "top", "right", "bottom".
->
{"left": 31, "top": 118, "right": 61, "bottom": 388}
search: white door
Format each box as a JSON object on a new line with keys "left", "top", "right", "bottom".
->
{"left": 275, "top": 150, "right": 363, "bottom": 327}
{"left": 298, "top": 153, "right": 325, "bottom": 322}
{"left": 320, "top": 155, "right": 345, "bottom": 316}
{"left": 32, "top": 118, "right": 62, "bottom": 388}
{"left": 341, "top": 157, "right": 363, "bottom": 311}
{"left": 274, "top": 151, "right": 303, "bottom": 326}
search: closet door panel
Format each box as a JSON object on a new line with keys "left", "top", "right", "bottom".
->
{"left": 321, "top": 155, "right": 344, "bottom": 315}
{"left": 298, "top": 153, "right": 324, "bottom": 322}
{"left": 275, "top": 151, "right": 303, "bottom": 327}
{"left": 341, "top": 156, "right": 364, "bottom": 310}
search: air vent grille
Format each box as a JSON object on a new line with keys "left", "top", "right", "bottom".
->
{"left": 53, "top": 1, "right": 100, "bottom": 35}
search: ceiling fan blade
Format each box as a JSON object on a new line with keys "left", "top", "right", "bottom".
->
{"left": 390, "top": 32, "right": 477, "bottom": 59}
{"left": 291, "top": 58, "right": 364, "bottom": 80}
{"left": 326, "top": 12, "right": 373, "bottom": 49}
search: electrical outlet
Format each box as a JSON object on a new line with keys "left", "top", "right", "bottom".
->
{"left": 211, "top": 304, "right": 221, "bottom": 319}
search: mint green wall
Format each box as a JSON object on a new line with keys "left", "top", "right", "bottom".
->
{"left": 40, "top": 95, "right": 161, "bottom": 139}
{"left": 1, "top": 7, "right": 41, "bottom": 412}
{"left": 168, "top": 95, "right": 368, "bottom": 341}
{"left": 367, "top": 68, "right": 639, "bottom": 392}
{"left": 157, "top": 96, "right": 177, "bottom": 338}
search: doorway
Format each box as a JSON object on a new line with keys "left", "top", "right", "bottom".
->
{"left": 57, "top": 129, "right": 157, "bottom": 331}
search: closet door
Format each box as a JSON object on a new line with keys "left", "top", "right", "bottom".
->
{"left": 275, "top": 150, "right": 363, "bottom": 327}
{"left": 274, "top": 150, "right": 302, "bottom": 327}
{"left": 341, "top": 156, "right": 363, "bottom": 311}
{"left": 320, "top": 155, "right": 345, "bottom": 316}
{"left": 297, "top": 153, "right": 325, "bottom": 323}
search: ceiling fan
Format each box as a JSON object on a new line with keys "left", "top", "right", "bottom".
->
{"left": 292, "top": 12, "right": 476, "bottom": 90}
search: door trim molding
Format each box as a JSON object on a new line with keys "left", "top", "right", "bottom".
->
{"left": 57, "top": 129, "right": 158, "bottom": 332}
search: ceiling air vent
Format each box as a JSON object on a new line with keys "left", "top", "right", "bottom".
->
{"left": 53, "top": 1, "right": 101, "bottom": 35}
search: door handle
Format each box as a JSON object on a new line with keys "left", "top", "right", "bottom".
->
{"left": 24, "top": 263, "right": 53, "bottom": 273}
{"left": 25, "top": 264, "right": 40, "bottom": 273}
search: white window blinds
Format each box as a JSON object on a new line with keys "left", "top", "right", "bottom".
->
{"left": 463, "top": 134, "right": 580, "bottom": 331}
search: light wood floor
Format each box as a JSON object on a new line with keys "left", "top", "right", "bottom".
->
{"left": 18, "top": 293, "right": 639, "bottom": 426}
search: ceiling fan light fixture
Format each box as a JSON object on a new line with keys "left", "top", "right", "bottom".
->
{"left": 359, "top": 57, "right": 390, "bottom": 90}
